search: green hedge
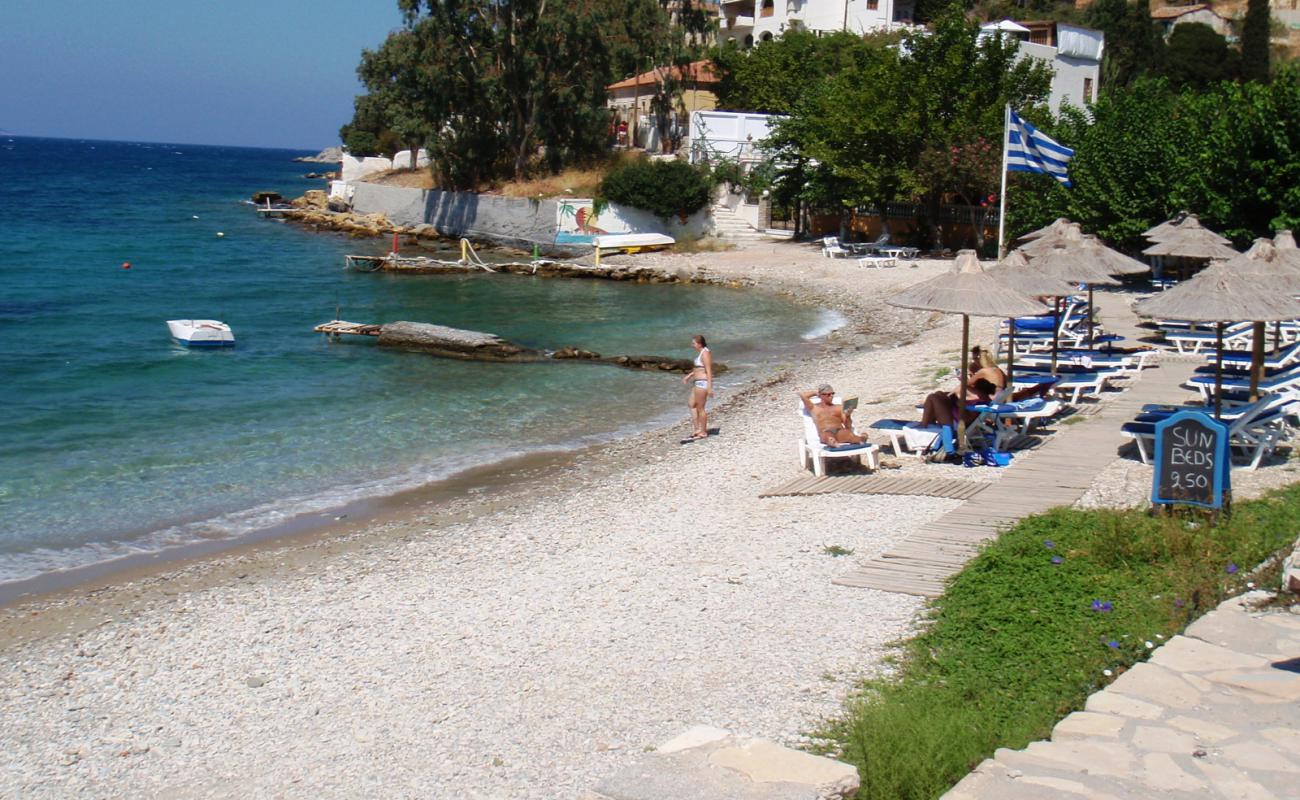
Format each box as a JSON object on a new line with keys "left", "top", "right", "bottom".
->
{"left": 598, "top": 159, "right": 714, "bottom": 220}
{"left": 827, "top": 486, "right": 1300, "bottom": 800}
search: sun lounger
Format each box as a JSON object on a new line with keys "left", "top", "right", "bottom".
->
{"left": 1016, "top": 348, "right": 1154, "bottom": 373}
{"left": 821, "top": 236, "right": 850, "bottom": 258}
{"left": 966, "top": 397, "right": 1063, "bottom": 450}
{"left": 868, "top": 419, "right": 954, "bottom": 460}
{"left": 1207, "top": 340, "right": 1300, "bottom": 371}
{"left": 1186, "top": 365, "right": 1300, "bottom": 402}
{"left": 1161, "top": 322, "right": 1253, "bottom": 355}
{"left": 857, "top": 255, "right": 897, "bottom": 268}
{"left": 1011, "top": 371, "right": 1108, "bottom": 404}
{"left": 1120, "top": 392, "right": 1296, "bottom": 470}
{"left": 798, "top": 400, "right": 879, "bottom": 476}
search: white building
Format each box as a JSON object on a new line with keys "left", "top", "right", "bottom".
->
{"left": 980, "top": 21, "right": 1104, "bottom": 113}
{"left": 718, "top": 0, "right": 916, "bottom": 47}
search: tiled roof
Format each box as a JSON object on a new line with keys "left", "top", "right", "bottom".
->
{"left": 606, "top": 60, "right": 720, "bottom": 91}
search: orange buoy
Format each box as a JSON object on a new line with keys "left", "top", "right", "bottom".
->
{"left": 122, "top": 261, "right": 132, "bottom": 270}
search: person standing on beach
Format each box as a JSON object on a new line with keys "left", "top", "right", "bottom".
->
{"left": 683, "top": 334, "right": 713, "bottom": 440}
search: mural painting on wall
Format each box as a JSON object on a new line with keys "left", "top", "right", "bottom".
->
{"left": 555, "top": 199, "right": 629, "bottom": 244}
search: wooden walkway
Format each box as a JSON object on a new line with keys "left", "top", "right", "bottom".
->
{"left": 834, "top": 293, "right": 1197, "bottom": 596}
{"left": 760, "top": 475, "right": 990, "bottom": 501}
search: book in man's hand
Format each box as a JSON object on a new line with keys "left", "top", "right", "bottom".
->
{"left": 841, "top": 396, "right": 858, "bottom": 413}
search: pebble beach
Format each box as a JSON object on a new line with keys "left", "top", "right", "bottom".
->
{"left": 3, "top": 242, "right": 1297, "bottom": 798}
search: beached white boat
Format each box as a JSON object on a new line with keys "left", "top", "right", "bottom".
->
{"left": 167, "top": 319, "right": 235, "bottom": 347}
{"left": 591, "top": 233, "right": 675, "bottom": 254}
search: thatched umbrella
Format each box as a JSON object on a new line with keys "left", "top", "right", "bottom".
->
{"left": 990, "top": 261, "right": 1078, "bottom": 384}
{"left": 888, "top": 250, "right": 1045, "bottom": 449}
{"left": 1144, "top": 213, "right": 1232, "bottom": 245}
{"left": 1142, "top": 227, "right": 1239, "bottom": 282}
{"left": 1018, "top": 222, "right": 1085, "bottom": 256}
{"left": 1201, "top": 239, "right": 1300, "bottom": 368}
{"left": 1143, "top": 212, "right": 1190, "bottom": 242}
{"left": 1275, "top": 230, "right": 1300, "bottom": 268}
{"left": 1136, "top": 270, "right": 1300, "bottom": 417}
{"left": 1017, "top": 217, "right": 1074, "bottom": 243}
{"left": 1025, "top": 243, "right": 1124, "bottom": 358}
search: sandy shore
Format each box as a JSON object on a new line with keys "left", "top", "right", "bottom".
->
{"left": 2, "top": 242, "right": 1296, "bottom": 798}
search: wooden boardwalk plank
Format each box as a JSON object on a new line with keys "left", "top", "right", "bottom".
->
{"left": 835, "top": 328, "right": 1197, "bottom": 595}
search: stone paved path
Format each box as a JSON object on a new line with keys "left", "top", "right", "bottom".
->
{"left": 944, "top": 592, "right": 1300, "bottom": 800}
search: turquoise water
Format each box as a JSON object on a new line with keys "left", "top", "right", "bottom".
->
{"left": 0, "top": 137, "right": 834, "bottom": 585}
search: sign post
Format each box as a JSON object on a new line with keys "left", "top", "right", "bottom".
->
{"left": 1151, "top": 411, "right": 1231, "bottom": 514}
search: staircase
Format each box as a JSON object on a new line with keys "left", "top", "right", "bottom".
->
{"left": 710, "top": 203, "right": 768, "bottom": 242}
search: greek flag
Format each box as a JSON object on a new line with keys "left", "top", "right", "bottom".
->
{"left": 1006, "top": 110, "right": 1074, "bottom": 187}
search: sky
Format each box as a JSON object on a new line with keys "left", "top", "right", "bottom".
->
{"left": 2, "top": 1, "right": 407, "bottom": 150}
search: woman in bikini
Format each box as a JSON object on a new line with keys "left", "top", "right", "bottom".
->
{"left": 682, "top": 334, "right": 713, "bottom": 440}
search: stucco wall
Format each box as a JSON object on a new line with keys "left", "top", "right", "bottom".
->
{"left": 1020, "top": 41, "right": 1101, "bottom": 111}
{"left": 350, "top": 183, "right": 711, "bottom": 251}
{"left": 351, "top": 183, "right": 559, "bottom": 249}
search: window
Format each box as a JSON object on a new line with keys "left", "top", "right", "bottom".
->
{"left": 1083, "top": 77, "right": 1094, "bottom": 104}
{"left": 760, "top": 0, "right": 774, "bottom": 17}
{"left": 867, "top": 0, "right": 878, "bottom": 8}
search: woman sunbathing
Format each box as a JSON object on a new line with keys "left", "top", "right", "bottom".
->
{"left": 920, "top": 377, "right": 998, "bottom": 428}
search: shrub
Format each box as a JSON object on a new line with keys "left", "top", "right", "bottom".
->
{"left": 598, "top": 159, "right": 714, "bottom": 220}
{"left": 824, "top": 485, "right": 1300, "bottom": 800}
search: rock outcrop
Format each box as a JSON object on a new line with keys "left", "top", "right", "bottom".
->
{"left": 295, "top": 147, "right": 343, "bottom": 164}
{"left": 377, "top": 322, "right": 544, "bottom": 362}
{"left": 374, "top": 322, "right": 724, "bottom": 374}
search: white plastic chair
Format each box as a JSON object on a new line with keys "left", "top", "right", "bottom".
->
{"left": 798, "top": 397, "right": 879, "bottom": 476}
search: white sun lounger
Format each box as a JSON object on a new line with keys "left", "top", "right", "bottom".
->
{"left": 857, "top": 255, "right": 897, "bottom": 268}
{"left": 1162, "top": 322, "right": 1253, "bottom": 355}
{"left": 798, "top": 399, "right": 879, "bottom": 476}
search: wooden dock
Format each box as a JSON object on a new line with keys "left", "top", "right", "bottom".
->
{"left": 832, "top": 294, "right": 1200, "bottom": 597}
{"left": 314, "top": 320, "right": 381, "bottom": 338}
{"left": 760, "top": 475, "right": 990, "bottom": 501}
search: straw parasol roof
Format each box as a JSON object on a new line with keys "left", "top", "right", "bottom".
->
{"left": 1274, "top": 230, "right": 1300, "bottom": 269}
{"left": 1018, "top": 217, "right": 1074, "bottom": 243}
{"left": 1000, "top": 249, "right": 1031, "bottom": 269}
{"left": 989, "top": 263, "right": 1079, "bottom": 297}
{"left": 1018, "top": 223, "right": 1085, "bottom": 256}
{"left": 1135, "top": 270, "right": 1300, "bottom": 322}
{"left": 1141, "top": 226, "right": 1238, "bottom": 260}
{"left": 1026, "top": 244, "right": 1123, "bottom": 286}
{"left": 1077, "top": 236, "right": 1148, "bottom": 276}
{"left": 1143, "top": 212, "right": 1189, "bottom": 241}
{"left": 1144, "top": 213, "right": 1231, "bottom": 245}
{"left": 888, "top": 251, "right": 1045, "bottom": 317}
{"left": 1200, "top": 239, "right": 1300, "bottom": 293}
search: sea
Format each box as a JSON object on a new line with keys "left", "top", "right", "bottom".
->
{"left": 0, "top": 136, "right": 839, "bottom": 594}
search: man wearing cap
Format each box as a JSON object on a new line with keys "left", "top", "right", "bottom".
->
{"left": 799, "top": 385, "right": 868, "bottom": 447}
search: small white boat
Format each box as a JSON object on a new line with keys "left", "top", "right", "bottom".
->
{"left": 591, "top": 233, "right": 676, "bottom": 254}
{"left": 167, "top": 319, "right": 235, "bottom": 347}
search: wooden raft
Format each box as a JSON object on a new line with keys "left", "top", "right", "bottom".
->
{"left": 315, "top": 320, "right": 381, "bottom": 337}
{"left": 832, "top": 348, "right": 1198, "bottom": 598}
{"left": 760, "top": 475, "right": 990, "bottom": 501}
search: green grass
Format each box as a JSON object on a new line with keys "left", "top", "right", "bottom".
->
{"left": 822, "top": 485, "right": 1300, "bottom": 800}
{"left": 932, "top": 366, "right": 951, "bottom": 381}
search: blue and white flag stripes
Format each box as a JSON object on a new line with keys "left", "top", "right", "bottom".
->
{"left": 1006, "top": 110, "right": 1074, "bottom": 187}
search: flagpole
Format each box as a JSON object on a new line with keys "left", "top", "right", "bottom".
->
{"left": 996, "top": 104, "right": 1011, "bottom": 261}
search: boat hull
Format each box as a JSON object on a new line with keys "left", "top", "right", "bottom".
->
{"left": 167, "top": 319, "right": 235, "bottom": 347}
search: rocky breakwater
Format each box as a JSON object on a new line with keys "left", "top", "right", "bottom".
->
{"left": 376, "top": 322, "right": 723, "bottom": 374}
{"left": 281, "top": 190, "right": 442, "bottom": 240}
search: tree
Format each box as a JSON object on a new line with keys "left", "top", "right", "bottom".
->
{"left": 344, "top": 0, "right": 673, "bottom": 189}
{"left": 1087, "top": 0, "right": 1164, "bottom": 89}
{"left": 1010, "top": 69, "right": 1300, "bottom": 247}
{"left": 1241, "top": 0, "right": 1271, "bottom": 83}
{"left": 1162, "top": 23, "right": 1238, "bottom": 89}
{"left": 764, "top": 4, "right": 1051, "bottom": 248}
{"left": 710, "top": 30, "right": 880, "bottom": 115}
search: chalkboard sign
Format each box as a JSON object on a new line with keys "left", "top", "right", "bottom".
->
{"left": 1151, "top": 411, "right": 1231, "bottom": 509}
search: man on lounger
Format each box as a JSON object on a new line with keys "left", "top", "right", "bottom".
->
{"left": 800, "top": 385, "right": 869, "bottom": 446}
